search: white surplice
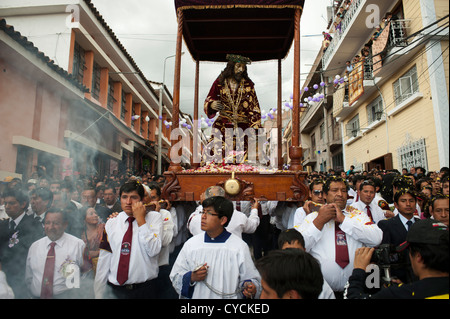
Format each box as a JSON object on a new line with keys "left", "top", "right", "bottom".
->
{"left": 170, "top": 230, "right": 261, "bottom": 299}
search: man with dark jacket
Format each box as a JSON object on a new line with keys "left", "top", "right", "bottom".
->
{"left": 0, "top": 188, "right": 43, "bottom": 298}
{"left": 377, "top": 188, "right": 420, "bottom": 283}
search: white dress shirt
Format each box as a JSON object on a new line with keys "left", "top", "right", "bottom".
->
{"left": 25, "top": 233, "right": 85, "bottom": 298}
{"left": 158, "top": 208, "right": 176, "bottom": 266}
{"left": 187, "top": 204, "right": 260, "bottom": 238}
{"left": 352, "top": 200, "right": 387, "bottom": 224}
{"left": 94, "top": 211, "right": 162, "bottom": 298}
{"left": 297, "top": 208, "right": 382, "bottom": 292}
{"left": 398, "top": 212, "right": 417, "bottom": 231}
{"left": 293, "top": 207, "right": 307, "bottom": 229}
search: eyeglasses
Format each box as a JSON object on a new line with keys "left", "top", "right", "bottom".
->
{"left": 312, "top": 190, "right": 323, "bottom": 195}
{"left": 200, "top": 210, "right": 220, "bottom": 217}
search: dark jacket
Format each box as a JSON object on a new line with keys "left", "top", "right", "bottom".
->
{"left": 0, "top": 214, "right": 43, "bottom": 298}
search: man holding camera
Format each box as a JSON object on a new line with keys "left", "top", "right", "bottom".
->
{"left": 345, "top": 219, "right": 449, "bottom": 299}
{"left": 297, "top": 176, "right": 382, "bottom": 298}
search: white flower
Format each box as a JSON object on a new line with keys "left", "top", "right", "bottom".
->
{"left": 8, "top": 231, "right": 19, "bottom": 248}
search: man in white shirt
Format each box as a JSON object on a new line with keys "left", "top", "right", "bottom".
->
{"left": 25, "top": 208, "right": 85, "bottom": 299}
{"left": 293, "top": 179, "right": 325, "bottom": 229}
{"left": 297, "top": 176, "right": 382, "bottom": 298}
{"left": 352, "top": 179, "right": 390, "bottom": 224}
{"left": 94, "top": 181, "right": 162, "bottom": 299}
{"left": 170, "top": 196, "right": 261, "bottom": 299}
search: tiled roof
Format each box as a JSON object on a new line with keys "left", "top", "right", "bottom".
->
{"left": 0, "top": 18, "right": 88, "bottom": 92}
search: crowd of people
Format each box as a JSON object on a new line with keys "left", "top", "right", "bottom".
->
{"left": 0, "top": 165, "right": 448, "bottom": 299}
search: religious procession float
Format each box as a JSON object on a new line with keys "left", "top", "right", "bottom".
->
{"left": 162, "top": 0, "right": 309, "bottom": 202}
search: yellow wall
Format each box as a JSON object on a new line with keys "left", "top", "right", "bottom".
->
{"left": 343, "top": 45, "right": 443, "bottom": 171}
{"left": 342, "top": 0, "right": 449, "bottom": 172}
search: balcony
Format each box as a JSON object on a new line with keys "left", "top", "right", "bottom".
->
{"left": 300, "top": 99, "right": 325, "bottom": 134}
{"left": 302, "top": 147, "right": 317, "bottom": 167}
{"left": 329, "top": 120, "right": 342, "bottom": 152}
{"left": 322, "top": 0, "right": 394, "bottom": 72}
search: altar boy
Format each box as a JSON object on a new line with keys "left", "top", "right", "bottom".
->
{"left": 170, "top": 196, "right": 260, "bottom": 299}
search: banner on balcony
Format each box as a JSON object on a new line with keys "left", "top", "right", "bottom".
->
{"left": 348, "top": 61, "right": 364, "bottom": 106}
{"left": 333, "top": 82, "right": 346, "bottom": 118}
{"left": 372, "top": 23, "right": 391, "bottom": 76}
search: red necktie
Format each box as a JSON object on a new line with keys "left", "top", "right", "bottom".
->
{"left": 117, "top": 216, "right": 135, "bottom": 285}
{"left": 236, "top": 201, "right": 241, "bottom": 211}
{"left": 41, "top": 242, "right": 56, "bottom": 299}
{"left": 335, "top": 222, "right": 349, "bottom": 269}
{"left": 366, "top": 205, "right": 373, "bottom": 222}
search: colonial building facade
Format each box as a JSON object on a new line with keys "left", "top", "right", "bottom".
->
{"left": 298, "top": 0, "right": 448, "bottom": 173}
{"left": 0, "top": 0, "right": 185, "bottom": 181}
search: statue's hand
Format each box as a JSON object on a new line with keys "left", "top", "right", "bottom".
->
{"left": 211, "top": 101, "right": 224, "bottom": 111}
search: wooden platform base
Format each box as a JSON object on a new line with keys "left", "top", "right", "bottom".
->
{"left": 161, "top": 170, "right": 309, "bottom": 202}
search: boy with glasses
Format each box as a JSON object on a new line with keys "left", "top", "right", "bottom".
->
{"left": 170, "top": 196, "right": 261, "bottom": 299}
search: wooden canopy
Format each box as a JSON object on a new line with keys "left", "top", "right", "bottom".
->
{"left": 174, "top": 0, "right": 305, "bottom": 62}
{"left": 163, "top": 1, "right": 307, "bottom": 201}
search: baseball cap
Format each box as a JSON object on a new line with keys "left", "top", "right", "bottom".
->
{"left": 397, "top": 219, "right": 449, "bottom": 251}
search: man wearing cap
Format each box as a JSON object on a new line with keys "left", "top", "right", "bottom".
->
{"left": 345, "top": 219, "right": 449, "bottom": 299}
{"left": 203, "top": 54, "right": 262, "bottom": 163}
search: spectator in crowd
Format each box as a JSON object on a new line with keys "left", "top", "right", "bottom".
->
{"left": 101, "top": 184, "right": 122, "bottom": 213}
{"left": 25, "top": 208, "right": 85, "bottom": 299}
{"left": 81, "top": 186, "right": 112, "bottom": 223}
{"left": 29, "top": 187, "right": 54, "bottom": 225}
{"left": 322, "top": 31, "right": 333, "bottom": 52}
{"left": 0, "top": 188, "right": 43, "bottom": 298}
{"left": 442, "top": 174, "right": 449, "bottom": 195}
{"left": 429, "top": 194, "right": 449, "bottom": 226}
{"left": 80, "top": 207, "right": 105, "bottom": 275}
{"left": 345, "top": 60, "right": 353, "bottom": 74}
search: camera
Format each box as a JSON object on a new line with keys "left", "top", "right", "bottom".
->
{"left": 370, "top": 244, "right": 405, "bottom": 266}
{"left": 370, "top": 244, "right": 407, "bottom": 286}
